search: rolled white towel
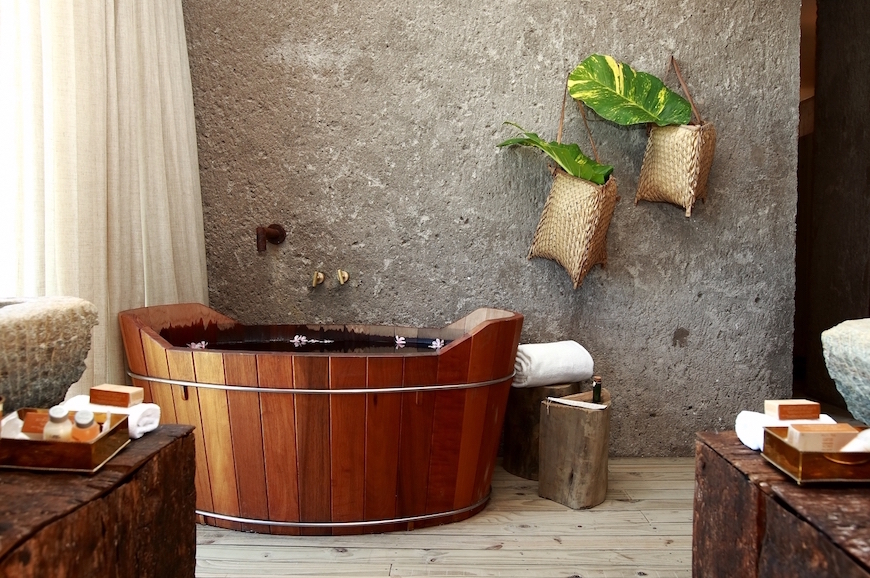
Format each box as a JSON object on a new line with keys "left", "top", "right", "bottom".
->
{"left": 512, "top": 340, "right": 594, "bottom": 388}
{"left": 734, "top": 410, "right": 836, "bottom": 451}
{"left": 63, "top": 395, "right": 161, "bottom": 439}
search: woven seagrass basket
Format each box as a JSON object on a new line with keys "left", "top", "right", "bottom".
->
{"left": 528, "top": 169, "right": 618, "bottom": 289}
{"left": 635, "top": 121, "right": 716, "bottom": 217}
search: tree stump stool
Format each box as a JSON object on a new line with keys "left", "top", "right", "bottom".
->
{"left": 502, "top": 382, "right": 581, "bottom": 480}
{"left": 538, "top": 388, "right": 611, "bottom": 509}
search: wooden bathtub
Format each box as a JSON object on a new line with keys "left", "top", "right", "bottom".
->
{"left": 118, "top": 303, "right": 522, "bottom": 534}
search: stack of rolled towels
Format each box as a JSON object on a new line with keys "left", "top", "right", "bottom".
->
{"left": 513, "top": 340, "right": 594, "bottom": 388}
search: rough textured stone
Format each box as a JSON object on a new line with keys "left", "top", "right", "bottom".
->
{"left": 822, "top": 319, "right": 870, "bottom": 425}
{"left": 0, "top": 297, "right": 99, "bottom": 412}
{"left": 181, "top": 0, "right": 799, "bottom": 455}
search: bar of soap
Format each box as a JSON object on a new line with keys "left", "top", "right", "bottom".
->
{"left": 764, "top": 399, "right": 820, "bottom": 420}
{"left": 786, "top": 423, "right": 859, "bottom": 452}
{"left": 89, "top": 384, "right": 144, "bottom": 408}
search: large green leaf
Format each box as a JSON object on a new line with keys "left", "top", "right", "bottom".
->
{"left": 567, "top": 54, "right": 691, "bottom": 127}
{"left": 497, "top": 122, "right": 613, "bottom": 185}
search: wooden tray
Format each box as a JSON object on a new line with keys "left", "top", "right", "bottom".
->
{"left": 0, "top": 409, "right": 130, "bottom": 474}
{"left": 762, "top": 426, "right": 870, "bottom": 484}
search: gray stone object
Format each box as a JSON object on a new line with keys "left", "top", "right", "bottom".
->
{"left": 0, "top": 297, "right": 99, "bottom": 413}
{"left": 822, "top": 319, "right": 870, "bottom": 425}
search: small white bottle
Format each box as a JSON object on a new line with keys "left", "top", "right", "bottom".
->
{"left": 43, "top": 406, "right": 73, "bottom": 441}
{"left": 71, "top": 410, "right": 100, "bottom": 442}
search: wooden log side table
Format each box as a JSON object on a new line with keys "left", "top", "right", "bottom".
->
{"left": 0, "top": 424, "right": 196, "bottom": 578}
{"left": 503, "top": 382, "right": 581, "bottom": 480}
{"left": 694, "top": 431, "right": 870, "bottom": 578}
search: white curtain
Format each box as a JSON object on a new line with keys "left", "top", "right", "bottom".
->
{"left": 0, "top": 0, "right": 208, "bottom": 394}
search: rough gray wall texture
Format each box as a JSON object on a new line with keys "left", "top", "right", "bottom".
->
{"left": 805, "top": 0, "right": 870, "bottom": 407}
{"left": 182, "top": 0, "right": 800, "bottom": 456}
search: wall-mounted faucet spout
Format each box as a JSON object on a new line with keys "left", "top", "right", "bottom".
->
{"left": 256, "top": 224, "right": 286, "bottom": 252}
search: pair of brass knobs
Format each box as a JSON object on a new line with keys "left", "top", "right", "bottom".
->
{"left": 312, "top": 270, "right": 349, "bottom": 287}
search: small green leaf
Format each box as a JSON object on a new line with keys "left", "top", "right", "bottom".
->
{"left": 497, "top": 122, "right": 613, "bottom": 185}
{"left": 568, "top": 54, "right": 691, "bottom": 127}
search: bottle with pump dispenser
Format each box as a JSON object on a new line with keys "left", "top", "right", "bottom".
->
{"left": 71, "top": 410, "right": 101, "bottom": 442}
{"left": 43, "top": 406, "right": 73, "bottom": 441}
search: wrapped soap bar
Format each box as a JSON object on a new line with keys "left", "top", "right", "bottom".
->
{"left": 764, "top": 399, "right": 820, "bottom": 420}
{"left": 786, "top": 423, "right": 859, "bottom": 452}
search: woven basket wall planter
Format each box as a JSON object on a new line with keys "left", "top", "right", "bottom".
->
{"left": 528, "top": 169, "right": 619, "bottom": 289}
{"left": 635, "top": 121, "right": 716, "bottom": 217}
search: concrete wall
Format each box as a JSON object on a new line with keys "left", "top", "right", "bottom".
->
{"left": 182, "top": 0, "right": 800, "bottom": 456}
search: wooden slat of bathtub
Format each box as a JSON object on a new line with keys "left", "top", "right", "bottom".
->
{"left": 293, "top": 356, "right": 331, "bottom": 536}
{"left": 165, "top": 347, "right": 214, "bottom": 524}
{"left": 140, "top": 332, "right": 178, "bottom": 425}
{"left": 425, "top": 338, "right": 473, "bottom": 514}
{"left": 453, "top": 386, "right": 490, "bottom": 510}
{"left": 473, "top": 380, "right": 513, "bottom": 504}
{"left": 471, "top": 318, "right": 522, "bottom": 502}
{"left": 192, "top": 350, "right": 242, "bottom": 532}
{"left": 365, "top": 357, "right": 404, "bottom": 532}
{"left": 396, "top": 356, "right": 437, "bottom": 520}
{"left": 223, "top": 352, "right": 267, "bottom": 534}
{"left": 328, "top": 356, "right": 367, "bottom": 535}
{"left": 452, "top": 327, "right": 500, "bottom": 510}
{"left": 118, "top": 316, "right": 153, "bottom": 402}
{"left": 258, "top": 353, "right": 300, "bottom": 535}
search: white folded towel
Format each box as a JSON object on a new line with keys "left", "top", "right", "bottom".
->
{"left": 734, "top": 410, "right": 836, "bottom": 451}
{"left": 512, "top": 340, "right": 594, "bottom": 388}
{"left": 63, "top": 395, "right": 161, "bottom": 439}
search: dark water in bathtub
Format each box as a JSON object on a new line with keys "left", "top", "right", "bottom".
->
{"left": 160, "top": 322, "right": 451, "bottom": 354}
{"left": 208, "top": 339, "right": 441, "bottom": 354}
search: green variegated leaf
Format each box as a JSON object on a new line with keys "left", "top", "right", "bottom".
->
{"left": 568, "top": 54, "right": 691, "bottom": 127}
{"left": 497, "top": 122, "right": 613, "bottom": 185}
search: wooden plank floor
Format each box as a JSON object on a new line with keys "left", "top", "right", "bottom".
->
{"left": 196, "top": 458, "right": 695, "bottom": 578}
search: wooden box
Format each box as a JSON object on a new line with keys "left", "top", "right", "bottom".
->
{"left": 762, "top": 426, "right": 870, "bottom": 484}
{"left": 89, "top": 384, "right": 145, "bottom": 407}
{"left": 0, "top": 409, "right": 130, "bottom": 474}
{"left": 764, "top": 398, "right": 820, "bottom": 420}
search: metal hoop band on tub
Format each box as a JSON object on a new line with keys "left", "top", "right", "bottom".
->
{"left": 126, "top": 370, "right": 515, "bottom": 394}
{"left": 196, "top": 492, "right": 490, "bottom": 527}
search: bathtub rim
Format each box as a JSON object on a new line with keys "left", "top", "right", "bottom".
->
{"left": 126, "top": 370, "right": 516, "bottom": 394}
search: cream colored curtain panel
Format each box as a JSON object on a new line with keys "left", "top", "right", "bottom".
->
{"left": 0, "top": 0, "right": 208, "bottom": 394}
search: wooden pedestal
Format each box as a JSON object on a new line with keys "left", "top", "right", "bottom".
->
{"left": 0, "top": 425, "right": 196, "bottom": 577}
{"left": 502, "top": 382, "right": 581, "bottom": 480}
{"left": 538, "top": 388, "right": 611, "bottom": 509}
{"left": 694, "top": 431, "right": 870, "bottom": 577}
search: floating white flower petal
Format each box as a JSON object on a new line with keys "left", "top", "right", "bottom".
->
{"left": 395, "top": 336, "right": 406, "bottom": 349}
{"left": 429, "top": 338, "right": 445, "bottom": 350}
{"left": 187, "top": 341, "right": 208, "bottom": 349}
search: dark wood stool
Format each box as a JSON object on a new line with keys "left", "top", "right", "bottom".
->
{"left": 502, "top": 382, "right": 581, "bottom": 480}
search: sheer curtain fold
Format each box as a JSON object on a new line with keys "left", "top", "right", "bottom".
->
{"left": 0, "top": 0, "right": 208, "bottom": 394}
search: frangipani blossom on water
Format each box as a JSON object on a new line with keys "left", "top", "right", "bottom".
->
{"left": 429, "top": 338, "right": 445, "bottom": 350}
{"left": 187, "top": 341, "right": 208, "bottom": 349}
{"left": 395, "top": 336, "right": 406, "bottom": 348}
{"left": 291, "top": 335, "right": 334, "bottom": 347}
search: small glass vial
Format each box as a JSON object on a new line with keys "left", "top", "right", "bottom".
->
{"left": 592, "top": 375, "right": 602, "bottom": 403}
{"left": 43, "top": 406, "right": 73, "bottom": 441}
{"left": 71, "top": 410, "right": 100, "bottom": 442}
